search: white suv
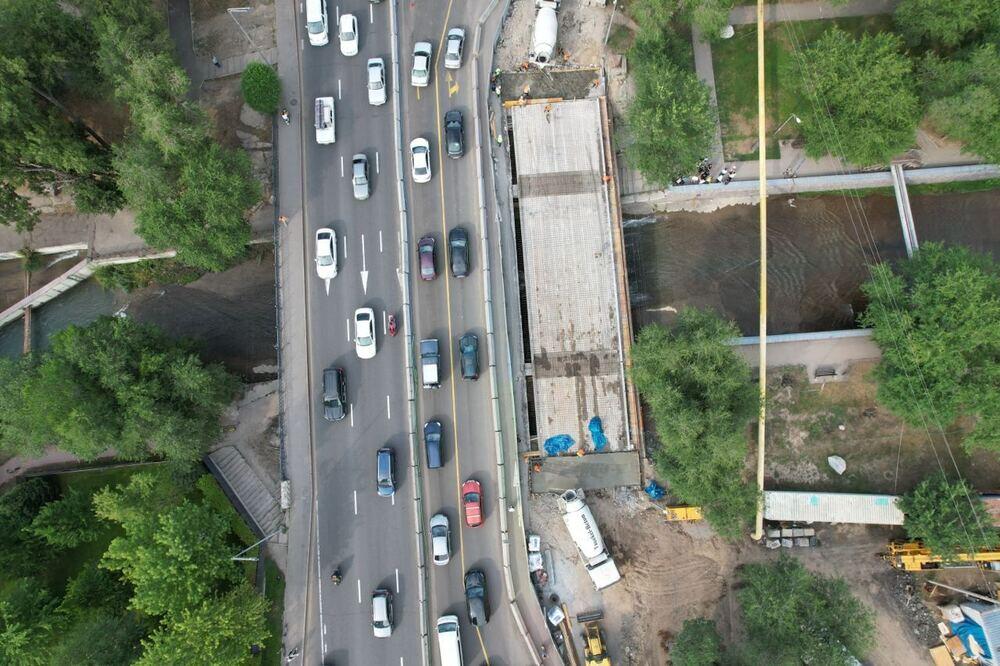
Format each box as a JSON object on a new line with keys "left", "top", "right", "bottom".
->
{"left": 314, "top": 97, "right": 335, "bottom": 144}
{"left": 367, "top": 58, "right": 387, "bottom": 106}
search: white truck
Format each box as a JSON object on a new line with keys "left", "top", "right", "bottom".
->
{"left": 420, "top": 339, "right": 440, "bottom": 389}
{"left": 529, "top": 0, "right": 560, "bottom": 66}
{"left": 314, "top": 97, "right": 335, "bottom": 144}
{"left": 559, "top": 489, "right": 621, "bottom": 590}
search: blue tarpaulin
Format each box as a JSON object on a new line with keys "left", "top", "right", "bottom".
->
{"left": 951, "top": 619, "right": 993, "bottom": 659}
{"left": 543, "top": 434, "right": 575, "bottom": 456}
{"left": 588, "top": 417, "right": 608, "bottom": 451}
{"left": 645, "top": 481, "right": 666, "bottom": 500}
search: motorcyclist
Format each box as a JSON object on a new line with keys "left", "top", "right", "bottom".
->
{"left": 388, "top": 314, "right": 397, "bottom": 337}
{"left": 280, "top": 108, "right": 290, "bottom": 125}
{"left": 331, "top": 568, "right": 342, "bottom": 585}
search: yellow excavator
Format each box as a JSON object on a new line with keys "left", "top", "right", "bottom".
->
{"left": 577, "top": 611, "right": 612, "bottom": 666}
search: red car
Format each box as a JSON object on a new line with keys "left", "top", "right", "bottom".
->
{"left": 462, "top": 479, "right": 483, "bottom": 528}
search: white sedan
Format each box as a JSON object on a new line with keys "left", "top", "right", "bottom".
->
{"left": 314, "top": 228, "right": 337, "bottom": 280}
{"left": 339, "top": 13, "right": 358, "bottom": 57}
{"left": 411, "top": 41, "right": 431, "bottom": 87}
{"left": 410, "top": 138, "right": 431, "bottom": 184}
{"left": 354, "top": 307, "right": 377, "bottom": 359}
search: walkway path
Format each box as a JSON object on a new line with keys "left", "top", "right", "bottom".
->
{"left": 691, "top": 26, "right": 725, "bottom": 173}
{"left": 728, "top": 0, "right": 900, "bottom": 25}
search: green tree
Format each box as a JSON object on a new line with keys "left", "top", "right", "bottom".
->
{"left": 94, "top": 258, "right": 204, "bottom": 292}
{"left": 899, "top": 473, "right": 999, "bottom": 559}
{"left": 672, "top": 618, "right": 723, "bottom": 666}
{"left": 241, "top": 62, "right": 282, "bottom": 114}
{"left": 49, "top": 611, "right": 147, "bottom": 666}
{"left": 100, "top": 498, "right": 242, "bottom": 619}
{"left": 894, "top": 0, "right": 1000, "bottom": 47}
{"left": 793, "top": 28, "right": 920, "bottom": 166}
{"left": 681, "top": 0, "right": 736, "bottom": 40}
{"left": 631, "top": 309, "right": 758, "bottom": 537}
{"left": 136, "top": 584, "right": 269, "bottom": 665}
{"left": 859, "top": 243, "right": 1000, "bottom": 452}
{"left": 625, "top": 53, "right": 717, "bottom": 186}
{"left": 920, "top": 45, "right": 1000, "bottom": 163}
{"left": 60, "top": 563, "right": 134, "bottom": 618}
{"left": 0, "top": 477, "right": 60, "bottom": 577}
{"left": 27, "top": 487, "right": 102, "bottom": 549}
{"left": 738, "top": 557, "right": 875, "bottom": 664}
{"left": 0, "top": 578, "right": 60, "bottom": 666}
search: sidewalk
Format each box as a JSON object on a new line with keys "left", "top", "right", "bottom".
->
{"left": 728, "top": 0, "right": 900, "bottom": 25}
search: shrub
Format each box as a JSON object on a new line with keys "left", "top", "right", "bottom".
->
{"left": 240, "top": 62, "right": 281, "bottom": 115}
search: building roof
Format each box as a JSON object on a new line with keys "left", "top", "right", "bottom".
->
{"left": 764, "top": 491, "right": 905, "bottom": 525}
{"left": 511, "top": 98, "right": 629, "bottom": 453}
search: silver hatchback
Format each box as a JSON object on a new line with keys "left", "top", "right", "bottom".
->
{"left": 352, "top": 154, "right": 370, "bottom": 200}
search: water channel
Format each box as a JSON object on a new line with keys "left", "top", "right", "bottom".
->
{"left": 625, "top": 190, "right": 1000, "bottom": 336}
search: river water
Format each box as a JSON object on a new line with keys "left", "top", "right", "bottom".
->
{"left": 0, "top": 250, "right": 278, "bottom": 378}
{"left": 625, "top": 190, "right": 1000, "bottom": 336}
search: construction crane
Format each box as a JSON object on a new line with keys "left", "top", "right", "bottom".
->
{"left": 883, "top": 540, "right": 1000, "bottom": 572}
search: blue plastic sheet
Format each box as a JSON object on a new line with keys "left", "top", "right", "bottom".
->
{"left": 644, "top": 481, "right": 666, "bottom": 500}
{"left": 588, "top": 417, "right": 608, "bottom": 451}
{"left": 543, "top": 434, "right": 575, "bottom": 456}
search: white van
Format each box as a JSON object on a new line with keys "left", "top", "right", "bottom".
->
{"left": 314, "top": 97, "right": 335, "bottom": 144}
{"left": 436, "top": 615, "right": 463, "bottom": 666}
{"left": 305, "top": 0, "right": 329, "bottom": 46}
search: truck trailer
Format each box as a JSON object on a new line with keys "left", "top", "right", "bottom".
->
{"left": 559, "top": 489, "right": 620, "bottom": 590}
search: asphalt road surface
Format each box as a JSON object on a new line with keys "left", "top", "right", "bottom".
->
{"left": 297, "top": 0, "right": 532, "bottom": 663}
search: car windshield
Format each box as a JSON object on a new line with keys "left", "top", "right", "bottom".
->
{"left": 343, "top": 29, "right": 355, "bottom": 39}
{"left": 307, "top": 21, "right": 324, "bottom": 34}
{"left": 432, "top": 525, "right": 446, "bottom": 536}
{"left": 465, "top": 492, "right": 479, "bottom": 503}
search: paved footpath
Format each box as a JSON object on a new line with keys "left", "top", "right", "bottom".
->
{"left": 728, "top": 0, "right": 900, "bottom": 25}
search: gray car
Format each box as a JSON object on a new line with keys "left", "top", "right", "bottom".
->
{"left": 322, "top": 367, "right": 346, "bottom": 421}
{"left": 459, "top": 333, "right": 479, "bottom": 380}
{"left": 423, "top": 419, "right": 442, "bottom": 469}
{"left": 464, "top": 569, "right": 489, "bottom": 626}
{"left": 352, "top": 154, "right": 370, "bottom": 200}
{"left": 376, "top": 447, "right": 395, "bottom": 497}
{"left": 444, "top": 110, "right": 463, "bottom": 159}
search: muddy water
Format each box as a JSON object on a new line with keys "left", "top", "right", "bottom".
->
{"left": 625, "top": 190, "right": 1000, "bottom": 336}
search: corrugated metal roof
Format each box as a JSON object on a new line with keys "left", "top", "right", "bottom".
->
{"left": 764, "top": 491, "right": 905, "bottom": 525}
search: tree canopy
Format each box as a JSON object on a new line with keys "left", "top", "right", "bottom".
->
{"left": 0, "top": 477, "right": 60, "bottom": 577}
{"left": 631, "top": 308, "right": 758, "bottom": 537}
{"left": 899, "top": 473, "right": 999, "bottom": 559}
{"left": 894, "top": 0, "right": 1000, "bottom": 47}
{"left": 793, "top": 28, "right": 920, "bottom": 166}
{"left": 27, "top": 486, "right": 102, "bottom": 549}
{"left": 859, "top": 243, "right": 1000, "bottom": 452}
{"left": 0, "top": 578, "right": 60, "bottom": 666}
{"left": 919, "top": 45, "right": 1000, "bottom": 163}
{"left": 738, "top": 557, "right": 875, "bottom": 664}
{"left": 671, "top": 618, "right": 723, "bottom": 666}
{"left": 0, "top": 316, "right": 238, "bottom": 462}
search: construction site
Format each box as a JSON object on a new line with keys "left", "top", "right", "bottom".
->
{"left": 488, "top": 1, "right": 1000, "bottom": 665}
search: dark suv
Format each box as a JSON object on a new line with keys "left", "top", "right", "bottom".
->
{"left": 423, "top": 420, "right": 442, "bottom": 469}
{"left": 322, "top": 367, "right": 346, "bottom": 421}
{"left": 448, "top": 227, "right": 469, "bottom": 278}
{"left": 444, "top": 109, "right": 463, "bottom": 159}
{"left": 464, "top": 569, "right": 489, "bottom": 626}
{"left": 459, "top": 333, "right": 479, "bottom": 380}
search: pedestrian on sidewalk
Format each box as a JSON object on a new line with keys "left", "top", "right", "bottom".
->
{"left": 212, "top": 55, "right": 221, "bottom": 68}
{"left": 278, "top": 215, "right": 288, "bottom": 226}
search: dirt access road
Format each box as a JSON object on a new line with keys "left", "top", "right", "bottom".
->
{"left": 530, "top": 490, "right": 935, "bottom": 665}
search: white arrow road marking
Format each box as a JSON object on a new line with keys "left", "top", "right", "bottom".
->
{"left": 360, "top": 234, "right": 369, "bottom": 294}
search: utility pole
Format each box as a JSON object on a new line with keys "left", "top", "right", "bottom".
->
{"left": 752, "top": 0, "right": 768, "bottom": 542}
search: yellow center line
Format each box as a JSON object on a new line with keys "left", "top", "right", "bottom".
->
{"left": 430, "top": 1, "right": 490, "bottom": 665}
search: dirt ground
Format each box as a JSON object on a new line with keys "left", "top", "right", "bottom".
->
{"left": 190, "top": 0, "right": 276, "bottom": 59}
{"left": 527, "top": 489, "right": 942, "bottom": 665}
{"left": 764, "top": 363, "right": 1000, "bottom": 494}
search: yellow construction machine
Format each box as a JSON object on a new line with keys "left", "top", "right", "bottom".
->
{"left": 577, "top": 611, "right": 611, "bottom": 666}
{"left": 663, "top": 506, "right": 703, "bottom": 521}
{"left": 884, "top": 540, "right": 1000, "bottom": 571}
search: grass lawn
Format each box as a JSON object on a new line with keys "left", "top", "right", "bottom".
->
{"left": 712, "top": 15, "right": 896, "bottom": 161}
{"left": 261, "top": 559, "right": 285, "bottom": 666}
{"left": 761, "top": 364, "right": 1000, "bottom": 494}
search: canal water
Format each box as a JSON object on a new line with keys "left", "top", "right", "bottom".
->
{"left": 625, "top": 190, "right": 1000, "bottom": 336}
{"left": 0, "top": 250, "right": 278, "bottom": 378}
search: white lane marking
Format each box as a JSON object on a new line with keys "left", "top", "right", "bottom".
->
{"left": 357, "top": 579, "right": 361, "bottom": 604}
{"left": 391, "top": 493, "right": 395, "bottom": 506}
{"left": 379, "top": 229, "right": 383, "bottom": 253}
{"left": 323, "top": 624, "right": 327, "bottom": 636}
{"left": 338, "top": 79, "right": 342, "bottom": 100}
{"left": 369, "top": 3, "right": 374, "bottom": 23}
{"left": 353, "top": 490, "right": 358, "bottom": 515}
{"left": 386, "top": 395, "right": 391, "bottom": 420}
{"left": 375, "top": 151, "right": 380, "bottom": 174}
{"left": 340, "top": 155, "right": 345, "bottom": 178}
{"left": 382, "top": 310, "right": 387, "bottom": 335}
{"left": 395, "top": 568, "right": 400, "bottom": 593}
{"left": 350, "top": 405, "right": 354, "bottom": 428}
{"left": 336, "top": 6, "right": 340, "bottom": 24}
{"left": 342, "top": 233, "right": 347, "bottom": 259}
{"left": 346, "top": 317, "right": 351, "bottom": 341}
{"left": 401, "top": 659, "right": 404, "bottom": 666}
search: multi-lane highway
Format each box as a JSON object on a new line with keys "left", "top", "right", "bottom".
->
{"left": 292, "top": 0, "right": 534, "bottom": 663}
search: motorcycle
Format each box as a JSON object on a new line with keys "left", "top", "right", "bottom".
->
{"left": 388, "top": 314, "right": 397, "bottom": 337}
{"left": 331, "top": 568, "right": 342, "bottom": 586}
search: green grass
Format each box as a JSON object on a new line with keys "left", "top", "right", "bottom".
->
{"left": 712, "top": 15, "right": 896, "bottom": 160}
{"left": 261, "top": 559, "right": 285, "bottom": 666}
{"left": 908, "top": 178, "right": 1000, "bottom": 195}
{"left": 607, "top": 24, "right": 635, "bottom": 54}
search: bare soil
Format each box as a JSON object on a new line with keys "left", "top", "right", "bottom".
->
{"left": 764, "top": 364, "right": 1000, "bottom": 494}
{"left": 528, "top": 490, "right": 938, "bottom": 666}
{"left": 190, "top": 0, "right": 276, "bottom": 58}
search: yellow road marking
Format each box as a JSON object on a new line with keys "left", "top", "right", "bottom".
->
{"left": 416, "top": 86, "right": 421, "bottom": 101}
{"left": 447, "top": 71, "right": 459, "bottom": 97}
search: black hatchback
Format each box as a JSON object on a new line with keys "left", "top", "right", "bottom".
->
{"left": 464, "top": 569, "right": 490, "bottom": 626}
{"left": 459, "top": 333, "right": 479, "bottom": 380}
{"left": 448, "top": 227, "right": 469, "bottom": 278}
{"left": 322, "top": 367, "right": 346, "bottom": 421}
{"left": 444, "top": 109, "right": 463, "bottom": 159}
